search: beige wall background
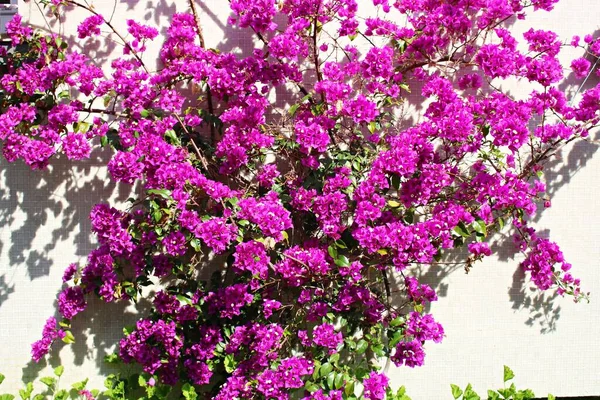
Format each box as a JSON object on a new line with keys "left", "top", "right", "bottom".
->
{"left": 0, "top": 0, "right": 598, "bottom": 397}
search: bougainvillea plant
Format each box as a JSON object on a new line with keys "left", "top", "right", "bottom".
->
{"left": 0, "top": 0, "right": 597, "bottom": 398}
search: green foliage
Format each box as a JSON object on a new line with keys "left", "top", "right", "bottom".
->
{"left": 0, "top": 368, "right": 97, "bottom": 400}
{"left": 451, "top": 366, "right": 553, "bottom": 400}
{"left": 0, "top": 364, "right": 561, "bottom": 400}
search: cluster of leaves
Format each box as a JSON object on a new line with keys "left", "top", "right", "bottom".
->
{"left": 0, "top": 365, "right": 548, "bottom": 400}
{"left": 0, "top": 367, "right": 97, "bottom": 400}
{"left": 0, "top": 0, "right": 597, "bottom": 398}
{"left": 451, "top": 366, "right": 555, "bottom": 400}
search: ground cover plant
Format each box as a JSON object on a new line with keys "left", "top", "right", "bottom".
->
{"left": 0, "top": 0, "right": 597, "bottom": 398}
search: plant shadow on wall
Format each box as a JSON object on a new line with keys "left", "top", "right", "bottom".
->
{"left": 408, "top": 60, "right": 600, "bottom": 334}
{"left": 540, "top": 32, "right": 600, "bottom": 208}
{"left": 23, "top": 0, "right": 180, "bottom": 70}
{"left": 0, "top": 274, "right": 15, "bottom": 307}
{"left": 0, "top": 0, "right": 184, "bottom": 272}
{"left": 0, "top": 0, "right": 186, "bottom": 303}
{"left": 503, "top": 128, "right": 600, "bottom": 334}
{"left": 20, "top": 294, "right": 153, "bottom": 383}
{"left": 503, "top": 60, "right": 600, "bottom": 334}
{"left": 0, "top": 147, "right": 131, "bottom": 282}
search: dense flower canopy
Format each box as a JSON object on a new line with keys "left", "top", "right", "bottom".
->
{"left": 0, "top": 0, "right": 597, "bottom": 398}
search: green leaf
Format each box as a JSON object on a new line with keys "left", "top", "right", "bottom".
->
{"left": 145, "top": 383, "right": 156, "bottom": 398}
{"left": 300, "top": 93, "right": 313, "bottom": 103}
{"left": 453, "top": 223, "right": 470, "bottom": 238}
{"left": 344, "top": 380, "right": 355, "bottom": 397}
{"left": 335, "top": 240, "right": 347, "bottom": 249}
{"left": 40, "top": 376, "right": 56, "bottom": 387}
{"left": 0, "top": 374, "right": 4, "bottom": 385}
{"left": 71, "top": 379, "right": 88, "bottom": 391}
{"left": 61, "top": 330, "right": 75, "bottom": 344}
{"left": 104, "top": 353, "right": 120, "bottom": 364}
{"left": 326, "top": 372, "right": 336, "bottom": 390}
{"left": 53, "top": 390, "right": 67, "bottom": 400}
{"left": 224, "top": 354, "right": 237, "bottom": 374}
{"left": 547, "top": 395, "right": 555, "bottom": 400}
{"left": 304, "top": 382, "right": 320, "bottom": 393}
{"left": 327, "top": 245, "right": 338, "bottom": 259}
{"left": 311, "top": 360, "right": 321, "bottom": 380}
{"left": 503, "top": 365, "right": 515, "bottom": 383}
{"left": 387, "top": 200, "right": 401, "bottom": 208}
{"left": 334, "top": 373, "right": 344, "bottom": 389}
{"left": 450, "top": 384, "right": 463, "bottom": 399}
{"left": 487, "top": 390, "right": 500, "bottom": 400}
{"left": 329, "top": 352, "right": 340, "bottom": 366}
{"left": 75, "top": 121, "right": 91, "bottom": 134}
{"left": 140, "top": 109, "right": 150, "bottom": 118}
{"left": 319, "top": 363, "right": 333, "bottom": 378}
{"left": 0, "top": 395, "right": 15, "bottom": 400}
{"left": 164, "top": 129, "right": 180, "bottom": 145}
{"left": 497, "top": 217, "right": 505, "bottom": 230}
{"left": 520, "top": 388, "right": 536, "bottom": 399}
{"left": 57, "top": 90, "right": 70, "bottom": 99}
{"left": 19, "top": 382, "right": 33, "bottom": 400}
{"left": 182, "top": 383, "right": 197, "bottom": 400}
{"left": 482, "top": 125, "right": 490, "bottom": 137}
{"left": 125, "top": 285, "right": 138, "bottom": 300}
{"left": 334, "top": 255, "right": 350, "bottom": 267}
{"left": 368, "top": 121, "right": 377, "bottom": 134}
{"left": 464, "top": 393, "right": 480, "bottom": 400}
{"left": 396, "top": 385, "right": 412, "bottom": 399}
{"left": 53, "top": 365, "right": 64, "bottom": 377}
{"left": 288, "top": 103, "right": 300, "bottom": 116}
{"left": 226, "top": 197, "right": 239, "bottom": 207}
{"left": 399, "top": 83, "right": 411, "bottom": 93}
{"left": 355, "top": 339, "right": 368, "bottom": 354}
{"left": 190, "top": 238, "right": 202, "bottom": 252}
{"left": 147, "top": 189, "right": 172, "bottom": 199}
{"left": 372, "top": 343, "right": 385, "bottom": 357}
{"left": 472, "top": 220, "right": 487, "bottom": 237}
{"left": 391, "top": 175, "right": 401, "bottom": 190}
{"left": 389, "top": 330, "right": 404, "bottom": 347}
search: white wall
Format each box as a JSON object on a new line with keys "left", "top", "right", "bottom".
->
{"left": 0, "top": 0, "right": 598, "bottom": 397}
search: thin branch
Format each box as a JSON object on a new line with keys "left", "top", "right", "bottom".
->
{"left": 188, "top": 0, "right": 217, "bottom": 144}
{"left": 188, "top": 0, "right": 206, "bottom": 48}
{"left": 65, "top": 0, "right": 149, "bottom": 73}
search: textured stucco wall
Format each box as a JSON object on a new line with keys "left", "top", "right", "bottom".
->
{"left": 0, "top": 0, "right": 598, "bottom": 397}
